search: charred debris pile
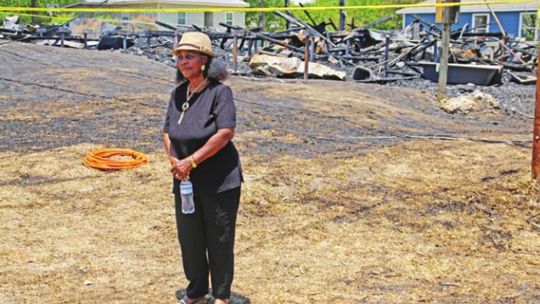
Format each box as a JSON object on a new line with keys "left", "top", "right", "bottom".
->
{"left": 1, "top": 12, "right": 537, "bottom": 86}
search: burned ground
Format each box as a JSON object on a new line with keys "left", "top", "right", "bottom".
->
{"left": 0, "top": 42, "right": 539, "bottom": 303}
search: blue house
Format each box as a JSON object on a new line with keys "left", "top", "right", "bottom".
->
{"left": 397, "top": 0, "right": 539, "bottom": 41}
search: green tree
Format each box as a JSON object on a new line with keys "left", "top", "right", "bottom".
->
{"left": 241, "top": 0, "right": 422, "bottom": 31}
{"left": 300, "top": 0, "right": 422, "bottom": 30}
{"left": 243, "top": 0, "right": 287, "bottom": 31}
{"left": 0, "top": 0, "right": 80, "bottom": 24}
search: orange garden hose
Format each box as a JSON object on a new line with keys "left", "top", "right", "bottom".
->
{"left": 84, "top": 148, "right": 148, "bottom": 170}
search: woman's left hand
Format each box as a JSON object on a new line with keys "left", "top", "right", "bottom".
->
{"left": 170, "top": 158, "right": 192, "bottom": 180}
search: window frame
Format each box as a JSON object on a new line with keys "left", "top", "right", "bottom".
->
{"left": 471, "top": 13, "right": 490, "bottom": 33}
{"left": 519, "top": 12, "right": 538, "bottom": 41}
{"left": 121, "top": 12, "right": 130, "bottom": 21}
{"left": 225, "top": 12, "right": 234, "bottom": 26}
{"left": 177, "top": 12, "right": 187, "bottom": 25}
{"left": 204, "top": 12, "right": 214, "bottom": 27}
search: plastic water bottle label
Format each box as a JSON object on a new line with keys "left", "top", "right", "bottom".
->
{"left": 180, "top": 180, "right": 195, "bottom": 214}
{"left": 180, "top": 181, "right": 193, "bottom": 195}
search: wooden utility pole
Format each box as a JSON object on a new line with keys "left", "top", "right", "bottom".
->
{"left": 530, "top": 1, "right": 539, "bottom": 178}
{"left": 532, "top": 43, "right": 540, "bottom": 179}
{"left": 233, "top": 34, "right": 238, "bottom": 74}
{"left": 436, "top": 0, "right": 460, "bottom": 103}
{"left": 437, "top": 22, "right": 450, "bottom": 103}
{"left": 304, "top": 36, "right": 310, "bottom": 80}
{"left": 339, "top": 0, "right": 346, "bottom": 31}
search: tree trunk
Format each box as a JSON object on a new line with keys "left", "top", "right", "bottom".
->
{"left": 258, "top": 0, "right": 265, "bottom": 30}
{"left": 284, "top": 0, "right": 290, "bottom": 29}
{"left": 30, "top": 0, "right": 38, "bottom": 24}
{"left": 339, "top": 0, "right": 346, "bottom": 30}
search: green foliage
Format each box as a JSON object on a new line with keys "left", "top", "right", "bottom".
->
{"left": 1, "top": 0, "right": 422, "bottom": 29}
{"left": 243, "top": 0, "right": 422, "bottom": 31}
{"left": 0, "top": 0, "right": 80, "bottom": 24}
{"left": 0, "top": 0, "right": 80, "bottom": 7}
{"left": 50, "top": 12, "right": 76, "bottom": 23}
{"left": 299, "top": 0, "right": 423, "bottom": 30}
{"left": 244, "top": 0, "right": 287, "bottom": 31}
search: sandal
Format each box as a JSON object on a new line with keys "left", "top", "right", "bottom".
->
{"left": 179, "top": 295, "right": 207, "bottom": 304}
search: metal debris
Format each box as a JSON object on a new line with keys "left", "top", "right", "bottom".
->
{"left": 1, "top": 13, "right": 537, "bottom": 84}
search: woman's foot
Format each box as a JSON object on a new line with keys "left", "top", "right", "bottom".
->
{"left": 180, "top": 295, "right": 206, "bottom": 304}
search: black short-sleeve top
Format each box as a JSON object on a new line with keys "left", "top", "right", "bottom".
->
{"left": 163, "top": 81, "right": 242, "bottom": 195}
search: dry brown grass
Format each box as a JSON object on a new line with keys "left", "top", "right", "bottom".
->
{"left": 238, "top": 141, "right": 540, "bottom": 303}
{"left": 1, "top": 139, "right": 539, "bottom": 303}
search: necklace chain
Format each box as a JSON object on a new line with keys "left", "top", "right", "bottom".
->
{"left": 185, "top": 78, "right": 208, "bottom": 103}
{"left": 178, "top": 78, "right": 208, "bottom": 125}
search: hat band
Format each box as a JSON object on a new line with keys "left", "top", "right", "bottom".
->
{"left": 177, "top": 43, "right": 209, "bottom": 52}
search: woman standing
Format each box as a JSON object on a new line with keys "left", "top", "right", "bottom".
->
{"left": 163, "top": 32, "right": 242, "bottom": 304}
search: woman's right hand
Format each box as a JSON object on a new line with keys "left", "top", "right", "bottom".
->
{"left": 169, "top": 157, "right": 181, "bottom": 180}
{"left": 169, "top": 156, "right": 180, "bottom": 167}
{"left": 170, "top": 157, "right": 192, "bottom": 180}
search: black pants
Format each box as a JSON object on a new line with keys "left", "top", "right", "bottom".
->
{"left": 175, "top": 187, "right": 240, "bottom": 300}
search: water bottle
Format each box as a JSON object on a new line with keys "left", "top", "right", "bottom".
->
{"left": 180, "top": 180, "right": 195, "bottom": 214}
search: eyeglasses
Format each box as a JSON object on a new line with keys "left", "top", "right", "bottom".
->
{"left": 177, "top": 54, "right": 201, "bottom": 62}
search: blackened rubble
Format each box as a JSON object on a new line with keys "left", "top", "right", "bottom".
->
{"left": 2, "top": 12, "right": 537, "bottom": 82}
{"left": 1, "top": 12, "right": 536, "bottom": 116}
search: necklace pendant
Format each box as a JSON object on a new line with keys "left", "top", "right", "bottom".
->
{"left": 178, "top": 102, "right": 189, "bottom": 125}
{"left": 181, "top": 102, "right": 189, "bottom": 111}
{"left": 177, "top": 111, "right": 185, "bottom": 125}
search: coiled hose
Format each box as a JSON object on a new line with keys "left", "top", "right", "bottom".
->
{"left": 84, "top": 148, "right": 148, "bottom": 170}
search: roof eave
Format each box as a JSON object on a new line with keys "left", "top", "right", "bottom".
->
{"left": 397, "top": 7, "right": 538, "bottom": 14}
{"left": 68, "top": 0, "right": 249, "bottom": 8}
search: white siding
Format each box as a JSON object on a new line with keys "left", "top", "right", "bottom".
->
{"left": 234, "top": 12, "right": 245, "bottom": 27}
{"left": 157, "top": 4, "right": 205, "bottom": 27}
{"left": 212, "top": 12, "right": 245, "bottom": 31}
{"left": 159, "top": 12, "right": 178, "bottom": 25}
{"left": 84, "top": 2, "right": 247, "bottom": 30}
{"left": 187, "top": 12, "right": 204, "bottom": 26}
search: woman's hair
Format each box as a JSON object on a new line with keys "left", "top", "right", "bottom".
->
{"left": 176, "top": 55, "right": 229, "bottom": 84}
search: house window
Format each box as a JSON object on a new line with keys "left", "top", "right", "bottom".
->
{"left": 121, "top": 12, "right": 130, "bottom": 21}
{"left": 177, "top": 12, "right": 187, "bottom": 25}
{"left": 520, "top": 12, "right": 538, "bottom": 41}
{"left": 472, "top": 13, "right": 489, "bottom": 33}
{"left": 204, "top": 12, "right": 214, "bottom": 27}
{"left": 225, "top": 12, "right": 234, "bottom": 25}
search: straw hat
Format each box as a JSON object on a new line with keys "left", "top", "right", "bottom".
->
{"left": 172, "top": 32, "right": 216, "bottom": 58}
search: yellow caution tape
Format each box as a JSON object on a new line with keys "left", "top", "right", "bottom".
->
{"left": 0, "top": 0, "right": 535, "bottom": 14}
